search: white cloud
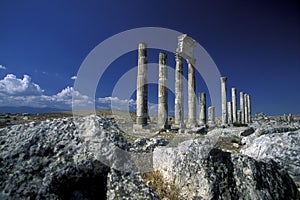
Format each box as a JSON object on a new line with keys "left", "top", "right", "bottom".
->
{"left": 0, "top": 65, "right": 6, "bottom": 70}
{"left": 71, "top": 76, "right": 77, "bottom": 80}
{"left": 0, "top": 74, "right": 44, "bottom": 96}
{"left": 97, "top": 96, "right": 136, "bottom": 111}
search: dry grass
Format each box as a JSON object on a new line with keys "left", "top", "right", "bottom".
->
{"left": 142, "top": 171, "right": 182, "bottom": 200}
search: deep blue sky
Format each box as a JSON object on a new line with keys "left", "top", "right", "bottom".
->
{"left": 0, "top": 0, "right": 299, "bottom": 115}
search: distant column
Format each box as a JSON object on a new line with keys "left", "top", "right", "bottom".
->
{"left": 237, "top": 110, "right": 242, "bottom": 124}
{"left": 231, "top": 88, "right": 237, "bottom": 123}
{"left": 199, "top": 92, "right": 206, "bottom": 126}
{"left": 208, "top": 106, "right": 215, "bottom": 126}
{"left": 244, "top": 93, "right": 248, "bottom": 124}
{"left": 188, "top": 60, "right": 197, "bottom": 127}
{"left": 240, "top": 92, "right": 245, "bottom": 124}
{"left": 136, "top": 43, "right": 148, "bottom": 126}
{"left": 288, "top": 114, "right": 293, "bottom": 123}
{"left": 247, "top": 94, "right": 252, "bottom": 123}
{"left": 174, "top": 53, "right": 185, "bottom": 128}
{"left": 221, "top": 77, "right": 227, "bottom": 125}
{"left": 227, "top": 102, "right": 233, "bottom": 124}
{"left": 157, "top": 52, "right": 168, "bottom": 129}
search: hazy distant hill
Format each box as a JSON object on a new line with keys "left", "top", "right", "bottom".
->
{"left": 0, "top": 106, "right": 66, "bottom": 114}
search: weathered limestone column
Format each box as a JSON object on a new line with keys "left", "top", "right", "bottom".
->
{"left": 231, "top": 88, "right": 237, "bottom": 123}
{"left": 240, "top": 92, "right": 245, "bottom": 124}
{"left": 283, "top": 113, "right": 287, "bottom": 122}
{"left": 237, "top": 110, "right": 242, "bottom": 124}
{"left": 288, "top": 114, "right": 293, "bottom": 123}
{"left": 208, "top": 106, "right": 215, "bottom": 126}
{"left": 221, "top": 77, "right": 227, "bottom": 125}
{"left": 247, "top": 94, "right": 252, "bottom": 123}
{"left": 135, "top": 43, "right": 148, "bottom": 127}
{"left": 174, "top": 53, "right": 185, "bottom": 128}
{"left": 227, "top": 102, "right": 233, "bottom": 124}
{"left": 244, "top": 93, "right": 248, "bottom": 124}
{"left": 199, "top": 92, "right": 206, "bottom": 126}
{"left": 157, "top": 52, "right": 168, "bottom": 129}
{"left": 188, "top": 60, "right": 197, "bottom": 127}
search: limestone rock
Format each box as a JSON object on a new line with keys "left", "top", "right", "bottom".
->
{"left": 153, "top": 138, "right": 299, "bottom": 199}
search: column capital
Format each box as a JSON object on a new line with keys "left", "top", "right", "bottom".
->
{"left": 221, "top": 76, "right": 227, "bottom": 82}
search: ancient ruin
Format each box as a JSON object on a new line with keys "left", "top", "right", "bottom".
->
{"left": 134, "top": 35, "right": 253, "bottom": 131}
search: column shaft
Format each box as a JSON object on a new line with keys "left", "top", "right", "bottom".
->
{"left": 199, "top": 92, "right": 206, "bottom": 126}
{"left": 208, "top": 106, "right": 215, "bottom": 126}
{"left": 174, "top": 53, "right": 185, "bottom": 128}
{"left": 240, "top": 92, "right": 245, "bottom": 124}
{"left": 247, "top": 94, "right": 251, "bottom": 123}
{"left": 136, "top": 43, "right": 148, "bottom": 126}
{"left": 221, "top": 77, "right": 227, "bottom": 125}
{"left": 227, "top": 102, "right": 233, "bottom": 124}
{"left": 157, "top": 52, "right": 168, "bottom": 129}
{"left": 232, "top": 88, "right": 237, "bottom": 123}
{"left": 188, "top": 61, "right": 197, "bottom": 127}
{"left": 244, "top": 93, "right": 248, "bottom": 124}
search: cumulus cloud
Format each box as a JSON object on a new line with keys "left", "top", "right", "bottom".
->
{"left": 71, "top": 76, "right": 77, "bottom": 80}
{"left": 0, "top": 65, "right": 6, "bottom": 70}
{"left": 97, "top": 96, "right": 136, "bottom": 111}
{"left": 0, "top": 74, "right": 44, "bottom": 96}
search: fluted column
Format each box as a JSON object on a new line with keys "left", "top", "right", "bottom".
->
{"left": 199, "top": 92, "right": 206, "bottom": 126}
{"left": 231, "top": 88, "right": 237, "bottom": 123}
{"left": 136, "top": 43, "right": 148, "bottom": 126}
{"left": 157, "top": 52, "right": 168, "bottom": 129}
{"left": 221, "top": 77, "right": 227, "bottom": 125}
{"left": 174, "top": 53, "right": 185, "bottom": 128}
{"left": 188, "top": 60, "right": 197, "bottom": 127}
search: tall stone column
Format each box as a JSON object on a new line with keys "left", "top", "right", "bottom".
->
{"left": 240, "top": 92, "right": 245, "bottom": 124}
{"left": 221, "top": 77, "right": 227, "bottom": 125}
{"left": 136, "top": 43, "right": 148, "bottom": 127}
{"left": 247, "top": 94, "right": 252, "bottom": 123}
{"left": 231, "top": 88, "right": 237, "bottom": 123}
{"left": 174, "top": 53, "right": 185, "bottom": 128}
{"left": 208, "top": 106, "right": 215, "bottom": 126}
{"left": 227, "top": 102, "right": 233, "bottom": 124}
{"left": 188, "top": 60, "right": 197, "bottom": 127}
{"left": 244, "top": 93, "right": 248, "bottom": 124}
{"left": 157, "top": 52, "right": 168, "bottom": 129}
{"left": 199, "top": 92, "right": 206, "bottom": 126}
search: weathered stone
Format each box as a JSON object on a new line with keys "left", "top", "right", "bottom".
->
{"left": 244, "top": 93, "right": 249, "bottom": 124}
{"left": 187, "top": 61, "right": 197, "bottom": 128}
{"left": 240, "top": 127, "right": 255, "bottom": 136}
{"left": 247, "top": 94, "right": 252, "bottom": 123}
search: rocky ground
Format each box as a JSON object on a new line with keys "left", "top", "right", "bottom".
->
{"left": 0, "top": 112, "right": 299, "bottom": 199}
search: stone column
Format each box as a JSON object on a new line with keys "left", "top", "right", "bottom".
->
{"left": 135, "top": 43, "right": 148, "bottom": 127}
{"left": 231, "top": 88, "right": 237, "bottom": 123}
{"left": 288, "top": 114, "right": 293, "bottom": 123}
{"left": 227, "top": 102, "right": 233, "bottom": 124}
{"left": 188, "top": 60, "right": 197, "bottom": 127}
{"left": 199, "top": 92, "right": 206, "bottom": 126}
{"left": 208, "top": 106, "right": 215, "bottom": 126}
{"left": 244, "top": 93, "right": 248, "bottom": 124}
{"left": 237, "top": 110, "right": 241, "bottom": 124}
{"left": 157, "top": 52, "right": 168, "bottom": 129}
{"left": 221, "top": 77, "right": 227, "bottom": 125}
{"left": 240, "top": 92, "right": 245, "bottom": 124}
{"left": 174, "top": 53, "right": 185, "bottom": 128}
{"left": 247, "top": 94, "right": 251, "bottom": 123}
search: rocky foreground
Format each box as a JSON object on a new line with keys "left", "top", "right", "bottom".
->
{"left": 0, "top": 115, "right": 299, "bottom": 199}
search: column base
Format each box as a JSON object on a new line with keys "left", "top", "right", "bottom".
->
{"left": 172, "top": 122, "right": 186, "bottom": 129}
{"left": 133, "top": 124, "right": 151, "bottom": 133}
